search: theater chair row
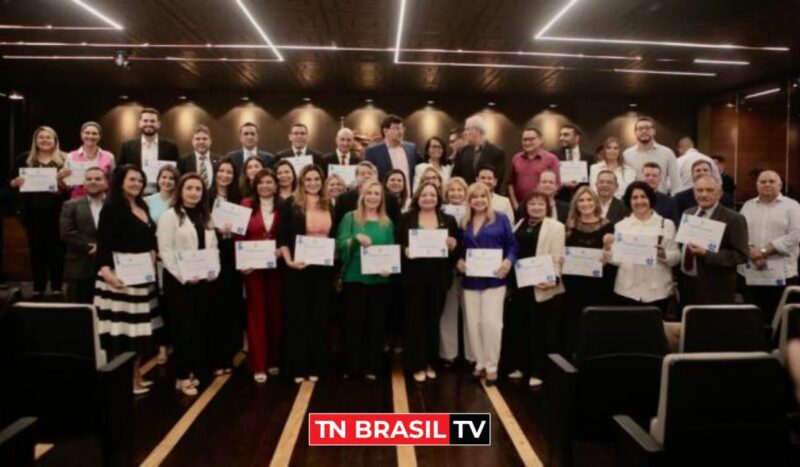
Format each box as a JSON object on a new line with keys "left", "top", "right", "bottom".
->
{"left": 0, "top": 287, "right": 134, "bottom": 467}
{"left": 546, "top": 289, "right": 800, "bottom": 467}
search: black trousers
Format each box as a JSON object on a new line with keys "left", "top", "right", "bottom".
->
{"left": 67, "top": 278, "right": 95, "bottom": 304}
{"left": 745, "top": 276, "right": 799, "bottom": 324}
{"left": 506, "top": 288, "right": 562, "bottom": 377}
{"left": 403, "top": 281, "right": 447, "bottom": 372}
{"left": 284, "top": 266, "right": 334, "bottom": 377}
{"left": 343, "top": 282, "right": 388, "bottom": 375}
{"left": 23, "top": 207, "right": 65, "bottom": 293}
{"left": 207, "top": 251, "right": 242, "bottom": 370}
{"left": 164, "top": 272, "right": 211, "bottom": 380}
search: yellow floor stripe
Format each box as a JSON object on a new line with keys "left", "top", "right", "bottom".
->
{"left": 268, "top": 381, "right": 315, "bottom": 467}
{"left": 391, "top": 357, "right": 417, "bottom": 467}
{"left": 140, "top": 355, "right": 160, "bottom": 376}
{"left": 34, "top": 443, "right": 54, "bottom": 460}
{"left": 482, "top": 383, "right": 543, "bottom": 467}
{"left": 140, "top": 352, "right": 245, "bottom": 467}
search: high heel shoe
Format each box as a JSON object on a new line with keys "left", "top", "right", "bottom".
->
{"left": 413, "top": 371, "right": 426, "bottom": 383}
{"left": 133, "top": 386, "right": 150, "bottom": 395}
{"left": 175, "top": 379, "right": 198, "bottom": 396}
{"left": 254, "top": 373, "right": 267, "bottom": 383}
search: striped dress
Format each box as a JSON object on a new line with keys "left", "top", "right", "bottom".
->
{"left": 94, "top": 201, "right": 162, "bottom": 358}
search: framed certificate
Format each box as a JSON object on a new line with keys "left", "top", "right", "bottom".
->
{"left": 176, "top": 249, "right": 218, "bottom": 281}
{"left": 560, "top": 161, "right": 588, "bottom": 184}
{"left": 19, "top": 167, "right": 58, "bottom": 193}
{"left": 294, "top": 236, "right": 335, "bottom": 266}
{"left": 563, "top": 247, "right": 603, "bottom": 278}
{"left": 674, "top": 214, "right": 726, "bottom": 252}
{"left": 611, "top": 232, "right": 658, "bottom": 266}
{"left": 211, "top": 198, "right": 252, "bottom": 235}
{"left": 113, "top": 252, "right": 156, "bottom": 286}
{"left": 235, "top": 240, "right": 277, "bottom": 270}
{"left": 408, "top": 229, "right": 448, "bottom": 258}
{"left": 361, "top": 245, "right": 401, "bottom": 275}
{"left": 465, "top": 248, "right": 503, "bottom": 278}
{"left": 515, "top": 255, "right": 557, "bottom": 288}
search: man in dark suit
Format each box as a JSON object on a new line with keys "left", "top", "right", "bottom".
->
{"left": 225, "top": 122, "right": 274, "bottom": 172}
{"left": 555, "top": 124, "right": 593, "bottom": 202}
{"left": 365, "top": 114, "right": 420, "bottom": 188}
{"left": 59, "top": 167, "right": 107, "bottom": 303}
{"left": 321, "top": 127, "right": 360, "bottom": 177}
{"left": 595, "top": 170, "right": 630, "bottom": 224}
{"left": 678, "top": 175, "right": 748, "bottom": 306}
{"left": 274, "top": 122, "right": 323, "bottom": 166}
{"left": 118, "top": 107, "right": 179, "bottom": 169}
{"left": 674, "top": 159, "right": 734, "bottom": 213}
{"left": 537, "top": 169, "right": 569, "bottom": 223}
{"left": 711, "top": 154, "right": 736, "bottom": 200}
{"left": 177, "top": 125, "right": 221, "bottom": 188}
{"left": 642, "top": 162, "right": 680, "bottom": 226}
{"left": 334, "top": 160, "right": 400, "bottom": 228}
{"left": 451, "top": 114, "right": 505, "bottom": 191}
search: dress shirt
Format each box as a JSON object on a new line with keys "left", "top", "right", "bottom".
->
{"left": 387, "top": 142, "right": 410, "bottom": 190}
{"left": 676, "top": 148, "right": 721, "bottom": 190}
{"left": 142, "top": 135, "right": 159, "bottom": 168}
{"left": 292, "top": 146, "right": 309, "bottom": 157}
{"left": 680, "top": 203, "right": 718, "bottom": 276}
{"left": 243, "top": 147, "right": 259, "bottom": 159}
{"left": 509, "top": 149, "right": 560, "bottom": 204}
{"left": 89, "top": 196, "right": 105, "bottom": 228}
{"left": 336, "top": 149, "right": 353, "bottom": 165}
{"left": 194, "top": 152, "right": 214, "bottom": 187}
{"left": 565, "top": 146, "right": 582, "bottom": 162}
{"left": 600, "top": 198, "right": 613, "bottom": 218}
{"left": 738, "top": 194, "right": 800, "bottom": 279}
{"left": 623, "top": 142, "right": 681, "bottom": 194}
{"left": 589, "top": 161, "right": 636, "bottom": 199}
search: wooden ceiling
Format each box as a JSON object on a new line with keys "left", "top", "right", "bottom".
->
{"left": 0, "top": 0, "right": 797, "bottom": 97}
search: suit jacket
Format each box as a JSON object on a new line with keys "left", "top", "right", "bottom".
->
{"left": 556, "top": 146, "right": 595, "bottom": 164}
{"left": 451, "top": 141, "right": 506, "bottom": 190}
{"left": 59, "top": 196, "right": 100, "bottom": 280}
{"left": 654, "top": 192, "right": 681, "bottom": 227}
{"left": 118, "top": 137, "right": 179, "bottom": 168}
{"left": 674, "top": 187, "right": 735, "bottom": 214}
{"left": 225, "top": 149, "right": 275, "bottom": 173}
{"left": 554, "top": 200, "right": 569, "bottom": 224}
{"left": 177, "top": 152, "right": 222, "bottom": 178}
{"left": 682, "top": 204, "right": 748, "bottom": 304}
{"left": 321, "top": 152, "right": 360, "bottom": 175}
{"left": 365, "top": 141, "right": 420, "bottom": 186}
{"left": 275, "top": 148, "right": 323, "bottom": 168}
{"left": 605, "top": 197, "right": 630, "bottom": 225}
{"left": 532, "top": 217, "right": 566, "bottom": 302}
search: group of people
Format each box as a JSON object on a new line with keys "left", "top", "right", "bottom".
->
{"left": 8, "top": 108, "right": 800, "bottom": 403}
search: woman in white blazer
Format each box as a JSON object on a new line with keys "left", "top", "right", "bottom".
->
{"left": 157, "top": 173, "right": 220, "bottom": 396}
{"left": 508, "top": 191, "right": 566, "bottom": 387}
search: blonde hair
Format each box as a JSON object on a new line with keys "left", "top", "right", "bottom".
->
{"left": 566, "top": 185, "right": 605, "bottom": 235}
{"left": 444, "top": 176, "right": 468, "bottom": 204}
{"left": 293, "top": 164, "right": 330, "bottom": 212}
{"left": 354, "top": 180, "right": 390, "bottom": 226}
{"left": 462, "top": 182, "right": 495, "bottom": 228}
{"left": 26, "top": 126, "right": 65, "bottom": 167}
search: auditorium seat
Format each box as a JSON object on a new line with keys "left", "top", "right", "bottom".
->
{"left": 773, "top": 286, "right": 800, "bottom": 350}
{"left": 679, "top": 305, "right": 767, "bottom": 353}
{"left": 0, "top": 417, "right": 36, "bottom": 467}
{"left": 614, "top": 352, "right": 789, "bottom": 467}
{"left": 0, "top": 302, "right": 135, "bottom": 467}
{"left": 546, "top": 306, "right": 667, "bottom": 467}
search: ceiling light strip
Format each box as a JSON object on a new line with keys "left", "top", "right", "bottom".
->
{"left": 234, "top": 0, "right": 284, "bottom": 61}
{"left": 1, "top": 54, "right": 281, "bottom": 62}
{"left": 613, "top": 68, "right": 715, "bottom": 77}
{"left": 534, "top": 0, "right": 580, "bottom": 38}
{"left": 69, "top": 0, "right": 123, "bottom": 30}
{"left": 0, "top": 24, "right": 117, "bottom": 31}
{"left": 694, "top": 58, "right": 749, "bottom": 65}
{"left": 398, "top": 60, "right": 565, "bottom": 71}
{"left": 743, "top": 87, "right": 781, "bottom": 99}
{"left": 394, "top": 0, "right": 408, "bottom": 63}
{"left": 3, "top": 54, "right": 111, "bottom": 60}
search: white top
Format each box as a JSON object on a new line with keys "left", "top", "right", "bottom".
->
{"left": 738, "top": 194, "right": 800, "bottom": 279}
{"left": 388, "top": 143, "right": 411, "bottom": 192}
{"left": 675, "top": 148, "right": 721, "bottom": 190}
{"left": 492, "top": 194, "right": 516, "bottom": 223}
{"left": 413, "top": 162, "right": 452, "bottom": 192}
{"left": 623, "top": 142, "right": 680, "bottom": 194}
{"left": 589, "top": 161, "right": 636, "bottom": 199}
{"left": 89, "top": 196, "right": 104, "bottom": 228}
{"left": 260, "top": 198, "right": 275, "bottom": 233}
{"left": 243, "top": 147, "right": 259, "bottom": 159}
{"left": 612, "top": 212, "right": 680, "bottom": 302}
{"left": 156, "top": 208, "right": 220, "bottom": 284}
{"left": 141, "top": 135, "right": 159, "bottom": 167}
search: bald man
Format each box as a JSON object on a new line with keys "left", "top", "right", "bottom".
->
{"left": 739, "top": 170, "right": 800, "bottom": 320}
{"left": 322, "top": 127, "right": 361, "bottom": 175}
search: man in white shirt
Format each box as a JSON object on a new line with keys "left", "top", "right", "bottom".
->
{"left": 177, "top": 125, "right": 220, "bottom": 188}
{"left": 623, "top": 116, "right": 681, "bottom": 194}
{"left": 477, "top": 165, "right": 515, "bottom": 222}
{"left": 225, "top": 122, "right": 275, "bottom": 172}
{"left": 675, "top": 136, "right": 720, "bottom": 190}
{"left": 739, "top": 170, "right": 800, "bottom": 320}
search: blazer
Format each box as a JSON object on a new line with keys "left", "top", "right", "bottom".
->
{"left": 225, "top": 149, "right": 275, "bottom": 173}
{"left": 554, "top": 200, "right": 570, "bottom": 224}
{"left": 396, "top": 209, "right": 462, "bottom": 288}
{"left": 321, "top": 152, "right": 360, "bottom": 175}
{"left": 277, "top": 198, "right": 336, "bottom": 257}
{"left": 119, "top": 137, "right": 179, "bottom": 168}
{"left": 683, "top": 204, "right": 748, "bottom": 304}
{"left": 275, "top": 148, "right": 323, "bottom": 167}
{"left": 674, "top": 187, "right": 735, "bottom": 214}
{"left": 451, "top": 141, "right": 506, "bottom": 189}
{"left": 365, "top": 141, "right": 420, "bottom": 185}
{"left": 605, "top": 197, "right": 630, "bottom": 225}
{"left": 241, "top": 197, "right": 280, "bottom": 241}
{"left": 177, "top": 152, "right": 222, "bottom": 176}
{"left": 654, "top": 192, "right": 681, "bottom": 227}
{"left": 156, "top": 208, "right": 220, "bottom": 284}
{"left": 59, "top": 196, "right": 100, "bottom": 280}
{"left": 514, "top": 217, "right": 566, "bottom": 302}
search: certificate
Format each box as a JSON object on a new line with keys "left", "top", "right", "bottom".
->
{"left": 408, "top": 229, "right": 448, "bottom": 258}
{"left": 560, "top": 161, "right": 588, "bottom": 184}
{"left": 142, "top": 159, "right": 177, "bottom": 184}
{"left": 113, "top": 252, "right": 156, "bottom": 286}
{"left": 360, "top": 245, "right": 401, "bottom": 275}
{"left": 441, "top": 204, "right": 466, "bottom": 225}
{"left": 211, "top": 198, "right": 252, "bottom": 235}
{"left": 466, "top": 248, "right": 503, "bottom": 278}
{"left": 612, "top": 232, "right": 658, "bottom": 266}
{"left": 328, "top": 164, "right": 357, "bottom": 188}
{"left": 19, "top": 167, "right": 58, "bottom": 193}
{"left": 286, "top": 156, "right": 314, "bottom": 176}
{"left": 563, "top": 247, "right": 604, "bottom": 278}
{"left": 176, "top": 249, "right": 217, "bottom": 281}
{"left": 235, "top": 240, "right": 277, "bottom": 270}
{"left": 515, "top": 255, "right": 557, "bottom": 288}
{"left": 742, "top": 258, "right": 786, "bottom": 286}
{"left": 65, "top": 160, "right": 94, "bottom": 186}
{"left": 674, "top": 214, "right": 726, "bottom": 252}
{"left": 294, "top": 235, "right": 335, "bottom": 266}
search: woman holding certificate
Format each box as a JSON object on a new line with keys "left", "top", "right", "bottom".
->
{"left": 508, "top": 192, "right": 565, "bottom": 387}
{"left": 278, "top": 165, "right": 335, "bottom": 383}
{"left": 240, "top": 169, "right": 283, "bottom": 383}
{"left": 336, "top": 180, "right": 396, "bottom": 379}
{"left": 397, "top": 182, "right": 460, "bottom": 382}
{"left": 157, "top": 173, "right": 220, "bottom": 396}
{"left": 9, "top": 126, "right": 70, "bottom": 300}
{"left": 240, "top": 155, "right": 266, "bottom": 198}
{"left": 94, "top": 164, "right": 160, "bottom": 395}
{"left": 456, "top": 182, "right": 517, "bottom": 386}
{"left": 562, "top": 186, "right": 615, "bottom": 355}
{"left": 440, "top": 177, "right": 471, "bottom": 366}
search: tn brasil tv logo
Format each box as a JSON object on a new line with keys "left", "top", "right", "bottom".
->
{"left": 308, "top": 413, "right": 491, "bottom": 446}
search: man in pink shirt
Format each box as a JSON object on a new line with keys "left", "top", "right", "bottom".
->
{"left": 508, "top": 127, "right": 560, "bottom": 211}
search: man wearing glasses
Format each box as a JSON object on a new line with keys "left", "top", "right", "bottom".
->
{"left": 623, "top": 116, "right": 681, "bottom": 194}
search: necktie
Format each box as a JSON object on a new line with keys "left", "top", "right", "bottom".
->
{"left": 472, "top": 146, "right": 482, "bottom": 170}
{"left": 683, "top": 209, "right": 705, "bottom": 271}
{"left": 340, "top": 154, "right": 346, "bottom": 165}
{"left": 295, "top": 150, "right": 302, "bottom": 157}
{"left": 198, "top": 154, "right": 209, "bottom": 187}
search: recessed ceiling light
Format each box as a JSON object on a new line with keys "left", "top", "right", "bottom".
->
{"left": 302, "top": 97, "right": 311, "bottom": 102}
{"left": 427, "top": 100, "right": 434, "bottom": 105}
{"left": 549, "top": 103, "right": 558, "bottom": 108}
{"left": 365, "top": 98, "right": 373, "bottom": 104}
{"left": 725, "top": 102, "right": 735, "bottom": 108}
{"left": 743, "top": 87, "right": 781, "bottom": 99}
{"left": 9, "top": 91, "right": 24, "bottom": 100}
{"left": 69, "top": 0, "right": 124, "bottom": 30}
{"left": 118, "top": 94, "right": 128, "bottom": 100}
{"left": 628, "top": 103, "right": 638, "bottom": 108}
{"left": 487, "top": 102, "right": 496, "bottom": 107}
{"left": 241, "top": 96, "right": 250, "bottom": 101}
{"left": 178, "top": 95, "right": 187, "bottom": 100}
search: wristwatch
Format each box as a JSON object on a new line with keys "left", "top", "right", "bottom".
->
{"left": 759, "top": 247, "right": 768, "bottom": 256}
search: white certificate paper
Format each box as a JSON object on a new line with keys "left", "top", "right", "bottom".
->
{"left": 408, "top": 229, "right": 449, "bottom": 258}
{"left": 211, "top": 198, "right": 252, "bottom": 235}
{"left": 612, "top": 232, "right": 658, "bottom": 266}
{"left": 286, "top": 156, "right": 314, "bottom": 177}
{"left": 113, "top": 252, "right": 156, "bottom": 286}
{"left": 515, "top": 255, "right": 557, "bottom": 288}
{"left": 176, "top": 249, "right": 217, "bottom": 281}
{"left": 674, "top": 214, "right": 726, "bottom": 252}
{"left": 466, "top": 248, "right": 503, "bottom": 278}
{"left": 142, "top": 159, "right": 177, "bottom": 184}
{"left": 328, "top": 164, "right": 357, "bottom": 188}
{"left": 65, "top": 160, "right": 94, "bottom": 186}
{"left": 563, "top": 247, "right": 604, "bottom": 278}
{"left": 742, "top": 258, "right": 786, "bottom": 286}
{"left": 441, "top": 204, "right": 466, "bottom": 225}
{"left": 560, "top": 161, "right": 589, "bottom": 184}
{"left": 19, "top": 167, "right": 58, "bottom": 193}
{"left": 294, "top": 235, "right": 335, "bottom": 266}
{"left": 360, "top": 245, "right": 401, "bottom": 275}
{"left": 235, "top": 240, "right": 277, "bottom": 270}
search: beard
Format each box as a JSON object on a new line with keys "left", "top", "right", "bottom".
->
{"left": 141, "top": 126, "right": 157, "bottom": 136}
